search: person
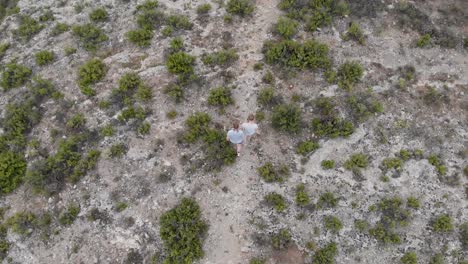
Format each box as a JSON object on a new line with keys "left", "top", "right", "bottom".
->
{"left": 241, "top": 113, "right": 259, "bottom": 144}
{"left": 226, "top": 120, "right": 244, "bottom": 156}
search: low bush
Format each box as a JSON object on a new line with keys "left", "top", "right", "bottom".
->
{"left": 160, "top": 198, "right": 208, "bottom": 264}
{"left": 271, "top": 104, "right": 301, "bottom": 133}
{"left": 406, "top": 197, "right": 420, "bottom": 209}
{"left": 226, "top": 0, "right": 255, "bottom": 17}
{"left": 89, "top": 8, "right": 108, "bottom": 22}
{"left": 117, "top": 105, "right": 147, "bottom": 121}
{"left": 321, "top": 160, "right": 335, "bottom": 169}
{"left": 431, "top": 214, "right": 453, "bottom": 232}
{"left": 265, "top": 192, "right": 287, "bottom": 212}
{"left": 0, "top": 151, "right": 26, "bottom": 194}
{"left": 271, "top": 229, "right": 291, "bottom": 250}
{"left": 137, "top": 122, "right": 151, "bottom": 135}
{"left": 77, "top": 58, "right": 107, "bottom": 96}
{"left": 381, "top": 157, "right": 403, "bottom": 172}
{"left": 344, "top": 153, "right": 369, "bottom": 171}
{"left": 263, "top": 39, "right": 331, "bottom": 70}
{"left": 257, "top": 87, "right": 280, "bottom": 107}
{"left": 355, "top": 219, "right": 368, "bottom": 232}
{"left": 337, "top": 61, "right": 363, "bottom": 90}
{"left": 164, "top": 83, "right": 184, "bottom": 103}
{"left": 460, "top": 222, "right": 468, "bottom": 249}
{"left": 69, "top": 149, "right": 100, "bottom": 183}
{"left": 312, "top": 242, "right": 338, "bottom": 264}
{"left": 72, "top": 24, "right": 109, "bottom": 51}
{"left": 295, "top": 184, "right": 309, "bottom": 206}
{"left": 35, "top": 50, "right": 55, "bottom": 66}
{"left": 428, "top": 154, "right": 447, "bottom": 176}
{"left": 2, "top": 100, "right": 40, "bottom": 149}
{"left": 66, "top": 113, "right": 86, "bottom": 131}
{"left": 39, "top": 10, "right": 54, "bottom": 22}
{"left": 136, "top": 8, "right": 165, "bottom": 30}
{"left": 201, "top": 49, "right": 238, "bottom": 67}
{"left": 416, "top": 33, "right": 431, "bottom": 48}
{"left": 274, "top": 16, "right": 298, "bottom": 39}
{"left": 5, "top": 211, "right": 36, "bottom": 235}
{"left": 311, "top": 117, "right": 354, "bottom": 138}
{"left": 295, "top": 140, "right": 319, "bottom": 156}
{"left": 429, "top": 254, "right": 444, "bottom": 264}
{"left": 0, "top": 42, "right": 10, "bottom": 59}
{"left": 317, "top": 192, "right": 338, "bottom": 209}
{"left": 59, "top": 203, "right": 80, "bottom": 225}
{"left": 14, "top": 15, "right": 44, "bottom": 40}
{"left": 109, "top": 143, "right": 127, "bottom": 158}
{"left": 324, "top": 215, "right": 342, "bottom": 233}
{"left": 183, "top": 112, "right": 212, "bottom": 143}
{"left": 196, "top": 3, "right": 212, "bottom": 15}
{"left": 169, "top": 37, "right": 184, "bottom": 53}
{"left": 1, "top": 62, "right": 32, "bottom": 91}
{"left": 100, "top": 125, "right": 114, "bottom": 137}
{"left": 64, "top": 46, "right": 77, "bottom": 55}
{"left": 249, "top": 257, "right": 266, "bottom": 264}
{"left": 262, "top": 71, "right": 275, "bottom": 84}
{"left": 346, "top": 93, "right": 383, "bottom": 122}
{"left": 166, "top": 14, "right": 193, "bottom": 30}
{"left": 400, "top": 252, "right": 417, "bottom": 264}
{"left": 166, "top": 52, "right": 196, "bottom": 75}
{"left": 369, "top": 223, "right": 401, "bottom": 244}
{"left": 135, "top": 84, "right": 152, "bottom": 102}
{"left": 207, "top": 87, "right": 233, "bottom": 108}
{"left": 343, "top": 22, "right": 365, "bottom": 44}
{"left": 257, "top": 163, "right": 289, "bottom": 183}
{"left": 50, "top": 22, "right": 69, "bottom": 36}
{"left": 126, "top": 29, "right": 153, "bottom": 47}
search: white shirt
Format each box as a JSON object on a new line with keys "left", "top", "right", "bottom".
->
{"left": 227, "top": 129, "right": 244, "bottom": 144}
{"left": 241, "top": 122, "right": 258, "bottom": 136}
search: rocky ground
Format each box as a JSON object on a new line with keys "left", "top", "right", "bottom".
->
{"left": 0, "top": 0, "right": 467, "bottom": 263}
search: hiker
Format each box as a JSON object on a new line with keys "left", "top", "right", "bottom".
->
{"left": 241, "top": 113, "right": 259, "bottom": 144}
{"left": 226, "top": 120, "right": 244, "bottom": 156}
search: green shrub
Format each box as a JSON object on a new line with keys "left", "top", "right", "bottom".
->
{"left": 0, "top": 239, "right": 9, "bottom": 260}
{"left": 169, "top": 37, "right": 184, "bottom": 52}
{"left": 137, "top": 0, "right": 159, "bottom": 11}
{"left": 116, "top": 105, "right": 147, "bottom": 122}
{"left": 161, "top": 26, "right": 173, "bottom": 37}
{"left": 406, "top": 197, "right": 420, "bottom": 209}
{"left": 249, "top": 257, "right": 266, "bottom": 264}
{"left": 207, "top": 87, "right": 233, "bottom": 108}
{"left": 100, "top": 125, "right": 114, "bottom": 137}
{"left": 160, "top": 198, "right": 208, "bottom": 264}
{"left": 77, "top": 58, "right": 107, "bottom": 96}
{"left": 296, "top": 140, "right": 319, "bottom": 156}
{"left": 428, "top": 154, "right": 447, "bottom": 176}
{"left": 271, "top": 228, "right": 291, "bottom": 250}
{"left": 343, "top": 21, "right": 365, "bottom": 44}
{"left": 0, "top": 151, "right": 26, "bottom": 194}
{"left": 263, "top": 39, "right": 331, "bottom": 70}
{"left": 14, "top": 15, "right": 44, "bottom": 40}
{"left": 265, "top": 192, "right": 287, "bottom": 212}
{"left": 137, "top": 122, "right": 151, "bottom": 135}
{"left": 460, "top": 222, "right": 468, "bottom": 249}
{"left": 183, "top": 113, "right": 211, "bottom": 143}
{"left": 196, "top": 3, "right": 212, "bottom": 15}
{"left": 64, "top": 46, "right": 77, "bottom": 55}
{"left": 0, "top": 42, "right": 10, "bottom": 59}
{"left": 257, "top": 87, "right": 278, "bottom": 107}
{"left": 262, "top": 71, "right": 275, "bottom": 84}
{"left": 166, "top": 52, "right": 196, "bottom": 75}
{"left": 416, "top": 33, "right": 431, "bottom": 48}
{"left": 324, "top": 215, "right": 342, "bottom": 233}
{"left": 257, "top": 163, "right": 289, "bottom": 183}
{"left": 30, "top": 76, "right": 59, "bottom": 99}
{"left": 429, "top": 254, "right": 445, "bottom": 264}
{"left": 337, "top": 61, "right": 363, "bottom": 90}
{"left": 344, "top": 153, "right": 369, "bottom": 171}
{"left": 135, "top": 85, "right": 152, "bottom": 102}
{"left": 346, "top": 93, "right": 383, "bottom": 122}
{"left": 400, "top": 252, "right": 417, "bottom": 264}
{"left": 115, "top": 202, "right": 128, "bottom": 212}
{"left": 321, "top": 160, "right": 335, "bottom": 169}
{"left": 66, "top": 114, "right": 86, "bottom": 130}
{"left": 51, "top": 22, "right": 69, "bottom": 36}
{"left": 69, "top": 149, "right": 100, "bottom": 183}
{"left": 89, "top": 8, "right": 108, "bottom": 22}
{"left": 0, "top": 62, "right": 32, "bottom": 90}
{"left": 311, "top": 117, "right": 354, "bottom": 138}
{"left": 137, "top": 8, "right": 165, "bottom": 30}
{"left": 431, "top": 214, "right": 453, "bottom": 232}
{"left": 369, "top": 223, "right": 401, "bottom": 244}
{"left": 201, "top": 49, "right": 239, "bottom": 67}
{"left": 399, "top": 149, "right": 411, "bottom": 161}
{"left": 166, "top": 110, "right": 178, "bottom": 119}
{"left": 39, "top": 10, "right": 54, "bottom": 22}
{"left": 464, "top": 38, "right": 468, "bottom": 49}
{"left": 59, "top": 203, "right": 80, "bottom": 225}
{"left": 200, "top": 129, "right": 237, "bottom": 170}
{"left": 381, "top": 157, "right": 402, "bottom": 172}
{"left": 274, "top": 17, "right": 298, "bottom": 39}
{"left": 167, "top": 14, "right": 193, "bottom": 30}
{"left": 271, "top": 104, "right": 301, "bottom": 133}
{"left": 126, "top": 29, "right": 153, "bottom": 47}
{"left": 312, "top": 242, "right": 338, "bottom": 264}
{"left": 2, "top": 100, "right": 40, "bottom": 149}
{"left": 226, "top": 0, "right": 255, "bottom": 16}
{"left": 72, "top": 24, "right": 109, "bottom": 51}
{"left": 295, "top": 184, "right": 310, "bottom": 206}
{"left": 35, "top": 50, "right": 55, "bottom": 66}
{"left": 5, "top": 211, "right": 36, "bottom": 235}
{"left": 109, "top": 143, "right": 127, "bottom": 158}
{"left": 354, "top": 219, "right": 368, "bottom": 232}
{"left": 317, "top": 192, "right": 338, "bottom": 208}
{"left": 164, "top": 83, "right": 184, "bottom": 103}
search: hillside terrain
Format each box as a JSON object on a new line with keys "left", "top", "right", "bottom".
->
{"left": 0, "top": 0, "right": 467, "bottom": 263}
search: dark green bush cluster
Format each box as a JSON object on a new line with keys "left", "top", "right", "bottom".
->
{"left": 166, "top": 52, "right": 196, "bottom": 75}
{"left": 66, "top": 113, "right": 86, "bottom": 131}
{"left": 431, "top": 214, "right": 453, "bottom": 232}
{"left": 77, "top": 58, "right": 107, "bottom": 96}
{"left": 39, "top": 10, "right": 54, "bottom": 22}
{"left": 14, "top": 15, "right": 44, "bottom": 40}
{"left": 201, "top": 49, "right": 239, "bottom": 67}
{"left": 164, "top": 83, "right": 184, "bottom": 103}
{"left": 406, "top": 197, "right": 420, "bottom": 209}
{"left": 321, "top": 160, "right": 335, "bottom": 169}
{"left": 160, "top": 198, "right": 208, "bottom": 264}
{"left": 344, "top": 153, "right": 369, "bottom": 172}
{"left": 274, "top": 16, "right": 298, "bottom": 39}
{"left": 59, "top": 203, "right": 80, "bottom": 225}
{"left": 117, "top": 106, "right": 149, "bottom": 123}
{"left": 89, "top": 8, "right": 108, "bottom": 22}
{"left": 324, "top": 215, "right": 342, "bottom": 233}
{"left": 311, "top": 117, "right": 354, "bottom": 138}
{"left": 295, "top": 140, "right": 319, "bottom": 156}
{"left": 317, "top": 191, "right": 338, "bottom": 209}
{"left": 126, "top": 1, "right": 161, "bottom": 46}
{"left": 263, "top": 39, "right": 331, "bottom": 70}
{"left": 271, "top": 104, "right": 302, "bottom": 133}
{"left": 126, "top": 28, "right": 154, "bottom": 47}
{"left": 257, "top": 162, "right": 290, "bottom": 183}
{"left": 249, "top": 257, "right": 266, "bottom": 264}
{"left": 5, "top": 211, "right": 36, "bottom": 235}
{"left": 0, "top": 0, "right": 19, "bottom": 23}
{"left": 167, "top": 14, "right": 193, "bottom": 30}
{"left": 109, "top": 143, "right": 127, "bottom": 158}
{"left": 183, "top": 113, "right": 211, "bottom": 143}
{"left": 51, "top": 22, "right": 69, "bottom": 36}
{"left": 207, "top": 87, "right": 233, "bottom": 108}
{"left": 416, "top": 33, "right": 431, "bottom": 48}
{"left": 460, "top": 222, "right": 468, "bottom": 249}
{"left": 271, "top": 229, "right": 291, "bottom": 250}
{"left": 169, "top": 37, "right": 184, "bottom": 53}
{"left": 265, "top": 192, "right": 287, "bottom": 212}
{"left": 0, "top": 62, "right": 32, "bottom": 91}
{"left": 337, "top": 61, "right": 363, "bottom": 90}
{"left": 112, "top": 72, "right": 152, "bottom": 107}
{"left": 311, "top": 242, "right": 338, "bottom": 264}
{"left": 72, "top": 23, "right": 109, "bottom": 51}
{"left": 400, "top": 252, "right": 417, "bottom": 264}
{"left": 346, "top": 93, "right": 383, "bottom": 122}
{"left": 381, "top": 157, "right": 403, "bottom": 172}
{"left": 0, "top": 43, "right": 9, "bottom": 60}
{"left": 343, "top": 22, "right": 365, "bottom": 44}
{"left": 196, "top": 3, "right": 212, "bottom": 15}
{"left": 35, "top": 50, "right": 55, "bottom": 66}
{"left": 295, "top": 183, "right": 310, "bottom": 206}
{"left": 257, "top": 87, "right": 282, "bottom": 107}
{"left": 0, "top": 151, "right": 26, "bottom": 194}
{"left": 1, "top": 99, "right": 40, "bottom": 150}
{"left": 226, "top": 0, "right": 255, "bottom": 16}
{"left": 428, "top": 154, "right": 447, "bottom": 176}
